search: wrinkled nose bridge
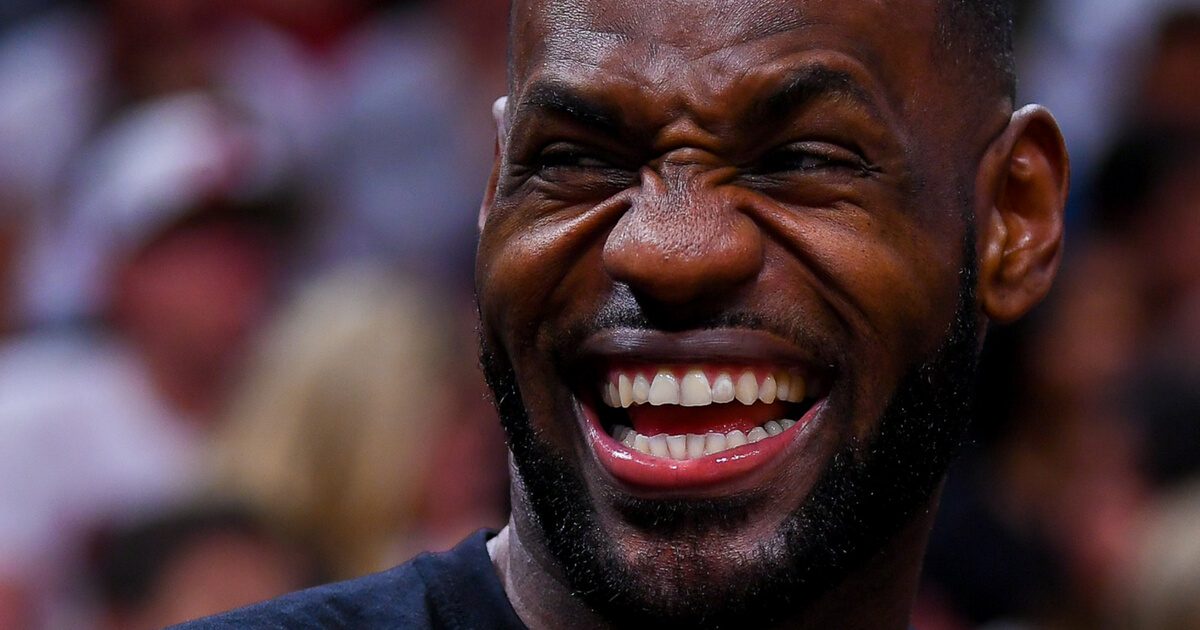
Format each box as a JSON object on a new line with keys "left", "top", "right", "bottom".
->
{"left": 601, "top": 160, "right": 764, "bottom": 305}
{"left": 638, "top": 161, "right": 721, "bottom": 221}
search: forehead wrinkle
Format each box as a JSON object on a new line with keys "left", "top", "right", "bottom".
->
{"left": 616, "top": 0, "right": 813, "bottom": 57}
{"left": 522, "top": 0, "right": 819, "bottom": 75}
{"left": 538, "top": 24, "right": 633, "bottom": 68}
{"left": 511, "top": 0, "right": 636, "bottom": 91}
{"left": 514, "top": 0, "right": 957, "bottom": 168}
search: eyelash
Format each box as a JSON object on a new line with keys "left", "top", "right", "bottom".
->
{"left": 527, "top": 141, "right": 872, "bottom": 185}
{"left": 754, "top": 144, "right": 870, "bottom": 176}
{"left": 536, "top": 144, "right": 615, "bottom": 171}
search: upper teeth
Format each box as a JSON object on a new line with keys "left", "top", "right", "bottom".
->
{"left": 601, "top": 367, "right": 806, "bottom": 408}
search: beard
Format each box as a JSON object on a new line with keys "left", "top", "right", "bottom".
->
{"left": 480, "top": 260, "right": 980, "bottom": 630}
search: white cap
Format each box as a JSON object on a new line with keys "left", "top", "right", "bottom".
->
{"left": 24, "top": 91, "right": 290, "bottom": 323}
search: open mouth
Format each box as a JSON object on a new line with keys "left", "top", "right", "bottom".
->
{"left": 593, "top": 365, "right": 824, "bottom": 460}
{"left": 571, "top": 329, "right": 833, "bottom": 490}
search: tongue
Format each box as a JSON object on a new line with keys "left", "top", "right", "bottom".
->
{"left": 627, "top": 402, "right": 790, "bottom": 436}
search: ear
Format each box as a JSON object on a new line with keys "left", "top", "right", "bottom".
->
{"left": 479, "top": 96, "right": 509, "bottom": 231}
{"left": 975, "top": 105, "right": 1069, "bottom": 323}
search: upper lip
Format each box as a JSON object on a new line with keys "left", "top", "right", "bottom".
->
{"left": 573, "top": 328, "right": 832, "bottom": 374}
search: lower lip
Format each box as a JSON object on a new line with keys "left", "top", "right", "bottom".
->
{"left": 584, "top": 401, "right": 824, "bottom": 491}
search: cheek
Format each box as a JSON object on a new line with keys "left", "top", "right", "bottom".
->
{"left": 477, "top": 202, "right": 614, "bottom": 352}
{"left": 762, "top": 204, "right": 967, "bottom": 437}
{"left": 774, "top": 206, "right": 963, "bottom": 343}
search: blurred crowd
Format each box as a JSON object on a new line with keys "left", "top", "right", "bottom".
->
{"left": 917, "top": 1, "right": 1200, "bottom": 629}
{"left": 0, "top": 0, "right": 1196, "bottom": 628}
{"left": 0, "top": 0, "right": 508, "bottom": 627}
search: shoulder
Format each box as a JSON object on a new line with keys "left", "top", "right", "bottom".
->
{"left": 168, "top": 560, "right": 431, "bottom": 630}
{"left": 172, "top": 530, "right": 527, "bottom": 630}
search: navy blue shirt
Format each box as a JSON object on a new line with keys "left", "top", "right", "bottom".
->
{"left": 172, "top": 530, "right": 527, "bottom": 629}
{"left": 173, "top": 528, "right": 920, "bottom": 629}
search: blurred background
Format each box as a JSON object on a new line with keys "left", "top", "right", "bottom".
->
{"left": 0, "top": 0, "right": 1195, "bottom": 628}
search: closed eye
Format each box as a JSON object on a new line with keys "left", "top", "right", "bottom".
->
{"left": 530, "top": 142, "right": 639, "bottom": 195}
{"left": 752, "top": 142, "right": 871, "bottom": 177}
{"left": 537, "top": 143, "right": 618, "bottom": 171}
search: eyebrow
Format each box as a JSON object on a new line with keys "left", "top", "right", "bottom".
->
{"left": 515, "top": 65, "right": 881, "bottom": 138}
{"left": 749, "top": 65, "right": 881, "bottom": 126}
{"left": 518, "top": 81, "right": 623, "bottom": 134}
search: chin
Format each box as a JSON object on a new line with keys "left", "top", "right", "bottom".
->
{"left": 481, "top": 271, "right": 980, "bottom": 629}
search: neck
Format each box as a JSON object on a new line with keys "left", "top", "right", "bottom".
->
{"left": 491, "top": 494, "right": 939, "bottom": 630}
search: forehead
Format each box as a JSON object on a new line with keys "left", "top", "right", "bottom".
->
{"left": 511, "top": 0, "right": 943, "bottom": 123}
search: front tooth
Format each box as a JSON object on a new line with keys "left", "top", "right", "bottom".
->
{"left": 726, "top": 429, "right": 748, "bottom": 448}
{"left": 633, "top": 433, "right": 651, "bottom": 454}
{"left": 606, "top": 382, "right": 620, "bottom": 407}
{"left": 763, "top": 420, "right": 783, "bottom": 436}
{"left": 632, "top": 373, "right": 651, "bottom": 404}
{"left": 686, "top": 434, "right": 706, "bottom": 459}
{"left": 711, "top": 372, "right": 735, "bottom": 404}
{"left": 759, "top": 374, "right": 777, "bottom": 403}
{"left": 622, "top": 429, "right": 638, "bottom": 448}
{"left": 787, "top": 373, "right": 806, "bottom": 402}
{"left": 648, "top": 434, "right": 669, "bottom": 457}
{"left": 680, "top": 369, "right": 712, "bottom": 406}
{"left": 648, "top": 372, "right": 680, "bottom": 405}
{"left": 613, "top": 425, "right": 630, "bottom": 441}
{"left": 704, "top": 431, "right": 727, "bottom": 455}
{"left": 666, "top": 435, "right": 687, "bottom": 459}
{"left": 747, "top": 426, "right": 768, "bottom": 443}
{"left": 779, "top": 419, "right": 797, "bottom": 431}
{"left": 775, "top": 371, "right": 790, "bottom": 402}
{"left": 619, "top": 374, "right": 634, "bottom": 407}
{"left": 735, "top": 371, "right": 758, "bottom": 405}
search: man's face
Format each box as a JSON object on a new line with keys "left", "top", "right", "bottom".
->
{"left": 477, "top": 0, "right": 1001, "bottom": 625}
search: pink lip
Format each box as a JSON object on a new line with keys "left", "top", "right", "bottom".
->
{"left": 583, "top": 399, "right": 825, "bottom": 491}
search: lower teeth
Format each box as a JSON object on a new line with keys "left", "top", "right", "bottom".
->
{"left": 613, "top": 419, "right": 798, "bottom": 460}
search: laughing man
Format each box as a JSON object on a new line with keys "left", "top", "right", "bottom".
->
{"left": 180, "top": 0, "right": 1068, "bottom": 627}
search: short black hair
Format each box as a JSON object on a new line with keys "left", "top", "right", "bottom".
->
{"left": 936, "top": 0, "right": 1017, "bottom": 101}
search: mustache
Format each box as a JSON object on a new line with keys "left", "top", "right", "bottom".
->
{"left": 586, "top": 286, "right": 770, "bottom": 330}
{"left": 553, "top": 285, "right": 841, "bottom": 369}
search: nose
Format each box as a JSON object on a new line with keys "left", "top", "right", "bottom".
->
{"left": 602, "top": 163, "right": 764, "bottom": 309}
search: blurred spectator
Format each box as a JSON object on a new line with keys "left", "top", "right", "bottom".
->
{"left": 1137, "top": 10, "right": 1200, "bottom": 131}
{"left": 1019, "top": 1, "right": 1200, "bottom": 214}
{"left": 1088, "top": 128, "right": 1200, "bottom": 488}
{"left": 919, "top": 8, "right": 1200, "bottom": 626}
{"left": 0, "top": 0, "right": 271, "bottom": 327}
{"left": 0, "top": 188, "right": 27, "bottom": 337}
{"left": 103, "top": 0, "right": 231, "bottom": 102}
{"left": 0, "top": 0, "right": 57, "bottom": 32}
{"left": 414, "top": 303, "right": 511, "bottom": 557}
{"left": 210, "top": 265, "right": 505, "bottom": 581}
{"left": 89, "top": 502, "right": 319, "bottom": 630}
{"left": 0, "top": 0, "right": 507, "bottom": 624}
{"left": 31, "top": 92, "right": 293, "bottom": 415}
{"left": 0, "top": 93, "right": 294, "bottom": 629}
{"left": 217, "top": 0, "right": 492, "bottom": 285}
{"left": 0, "top": 0, "right": 498, "bottom": 320}
{"left": 1120, "top": 479, "right": 1200, "bottom": 630}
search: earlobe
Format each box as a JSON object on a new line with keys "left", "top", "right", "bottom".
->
{"left": 479, "top": 96, "right": 509, "bottom": 231}
{"left": 976, "top": 105, "right": 1070, "bottom": 323}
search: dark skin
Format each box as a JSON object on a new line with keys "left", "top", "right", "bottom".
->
{"left": 476, "top": 0, "right": 1068, "bottom": 628}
